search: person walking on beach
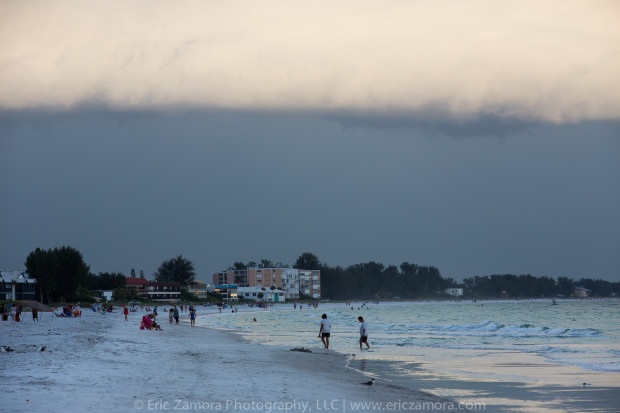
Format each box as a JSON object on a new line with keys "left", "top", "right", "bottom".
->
{"left": 358, "top": 316, "right": 370, "bottom": 350}
{"left": 169, "top": 308, "right": 174, "bottom": 324}
{"left": 123, "top": 306, "right": 129, "bottom": 321}
{"left": 318, "top": 314, "right": 331, "bottom": 349}
{"left": 32, "top": 308, "right": 38, "bottom": 322}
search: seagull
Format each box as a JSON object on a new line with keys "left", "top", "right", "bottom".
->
{"left": 362, "top": 378, "right": 375, "bottom": 386}
{"left": 40, "top": 346, "right": 46, "bottom": 352}
{"left": 1, "top": 346, "right": 14, "bottom": 353}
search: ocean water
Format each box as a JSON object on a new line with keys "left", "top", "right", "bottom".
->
{"left": 202, "top": 299, "right": 620, "bottom": 384}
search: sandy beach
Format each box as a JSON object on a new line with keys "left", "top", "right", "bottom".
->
{"left": 0, "top": 308, "right": 458, "bottom": 413}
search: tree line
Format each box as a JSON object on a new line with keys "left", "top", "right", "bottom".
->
{"left": 22, "top": 247, "right": 620, "bottom": 304}
{"left": 230, "top": 253, "right": 620, "bottom": 299}
{"left": 25, "top": 246, "right": 196, "bottom": 304}
{"left": 463, "top": 274, "right": 620, "bottom": 298}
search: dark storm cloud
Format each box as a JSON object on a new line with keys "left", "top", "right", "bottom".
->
{"left": 1, "top": 109, "right": 618, "bottom": 282}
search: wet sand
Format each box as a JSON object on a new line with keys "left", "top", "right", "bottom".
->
{"left": 0, "top": 309, "right": 455, "bottom": 412}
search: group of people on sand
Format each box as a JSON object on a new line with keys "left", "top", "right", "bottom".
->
{"left": 56, "top": 304, "right": 81, "bottom": 318}
{"left": 0, "top": 303, "right": 25, "bottom": 322}
{"left": 319, "top": 314, "right": 370, "bottom": 351}
{"left": 137, "top": 304, "right": 198, "bottom": 330}
{"left": 140, "top": 313, "right": 163, "bottom": 330}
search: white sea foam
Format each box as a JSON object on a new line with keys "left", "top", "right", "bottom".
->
{"left": 210, "top": 299, "right": 620, "bottom": 380}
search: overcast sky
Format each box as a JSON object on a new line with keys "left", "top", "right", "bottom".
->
{"left": 1, "top": 1, "right": 619, "bottom": 282}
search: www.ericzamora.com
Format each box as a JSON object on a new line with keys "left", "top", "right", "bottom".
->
{"left": 135, "top": 398, "right": 486, "bottom": 411}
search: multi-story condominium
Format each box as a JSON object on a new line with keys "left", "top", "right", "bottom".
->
{"left": 298, "top": 270, "right": 321, "bottom": 299}
{"left": 212, "top": 270, "right": 248, "bottom": 287}
{"left": 212, "top": 267, "right": 320, "bottom": 299}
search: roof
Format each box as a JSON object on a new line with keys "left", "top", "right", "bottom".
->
{"left": 149, "top": 281, "right": 180, "bottom": 287}
{"left": 574, "top": 286, "right": 592, "bottom": 291}
{"left": 0, "top": 271, "right": 35, "bottom": 283}
{"left": 125, "top": 277, "right": 149, "bottom": 285}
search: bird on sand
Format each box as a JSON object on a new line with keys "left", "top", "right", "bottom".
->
{"left": 361, "top": 378, "right": 375, "bottom": 386}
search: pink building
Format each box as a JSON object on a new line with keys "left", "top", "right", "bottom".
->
{"left": 574, "top": 287, "right": 591, "bottom": 298}
{"left": 213, "top": 267, "right": 320, "bottom": 299}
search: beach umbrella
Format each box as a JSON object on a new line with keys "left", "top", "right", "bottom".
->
{"left": 20, "top": 301, "right": 53, "bottom": 312}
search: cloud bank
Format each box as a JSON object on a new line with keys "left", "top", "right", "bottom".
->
{"left": 1, "top": 0, "right": 619, "bottom": 122}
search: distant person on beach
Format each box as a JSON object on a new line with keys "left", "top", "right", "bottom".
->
{"left": 358, "top": 316, "right": 370, "bottom": 350}
{"left": 173, "top": 307, "right": 180, "bottom": 324}
{"left": 123, "top": 306, "right": 129, "bottom": 321}
{"left": 32, "top": 308, "right": 38, "bottom": 322}
{"left": 15, "top": 305, "right": 21, "bottom": 322}
{"left": 150, "top": 314, "right": 162, "bottom": 330}
{"left": 189, "top": 308, "right": 196, "bottom": 327}
{"left": 318, "top": 314, "right": 331, "bottom": 349}
{"left": 0, "top": 304, "right": 7, "bottom": 321}
{"left": 169, "top": 308, "right": 174, "bottom": 324}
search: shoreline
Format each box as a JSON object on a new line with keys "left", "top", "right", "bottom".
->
{"left": 203, "top": 301, "right": 620, "bottom": 413}
{"left": 0, "top": 308, "right": 458, "bottom": 413}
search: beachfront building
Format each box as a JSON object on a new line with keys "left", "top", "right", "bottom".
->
{"left": 574, "top": 286, "right": 591, "bottom": 298}
{"left": 188, "top": 280, "right": 208, "bottom": 298}
{"left": 212, "top": 270, "right": 249, "bottom": 287}
{"left": 298, "top": 270, "right": 321, "bottom": 299}
{"left": 92, "top": 290, "right": 114, "bottom": 302}
{"left": 212, "top": 267, "right": 320, "bottom": 300}
{"left": 237, "top": 287, "right": 287, "bottom": 302}
{"left": 125, "top": 277, "right": 149, "bottom": 297}
{"left": 0, "top": 271, "right": 37, "bottom": 301}
{"left": 125, "top": 277, "right": 181, "bottom": 302}
{"left": 145, "top": 282, "right": 181, "bottom": 301}
{"left": 214, "top": 284, "right": 238, "bottom": 302}
{"left": 444, "top": 288, "right": 464, "bottom": 297}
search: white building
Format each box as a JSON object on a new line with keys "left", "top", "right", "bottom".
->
{"left": 0, "top": 271, "right": 37, "bottom": 301}
{"left": 237, "top": 287, "right": 287, "bottom": 302}
{"left": 299, "top": 270, "right": 321, "bottom": 299}
{"left": 213, "top": 267, "right": 320, "bottom": 300}
{"left": 444, "top": 288, "right": 464, "bottom": 297}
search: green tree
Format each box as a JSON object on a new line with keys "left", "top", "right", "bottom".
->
{"left": 294, "top": 252, "right": 321, "bottom": 270}
{"left": 557, "top": 276, "right": 575, "bottom": 296}
{"left": 227, "top": 261, "right": 246, "bottom": 270}
{"left": 260, "top": 259, "right": 274, "bottom": 268}
{"left": 154, "top": 255, "right": 196, "bottom": 286}
{"left": 25, "top": 246, "right": 90, "bottom": 303}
